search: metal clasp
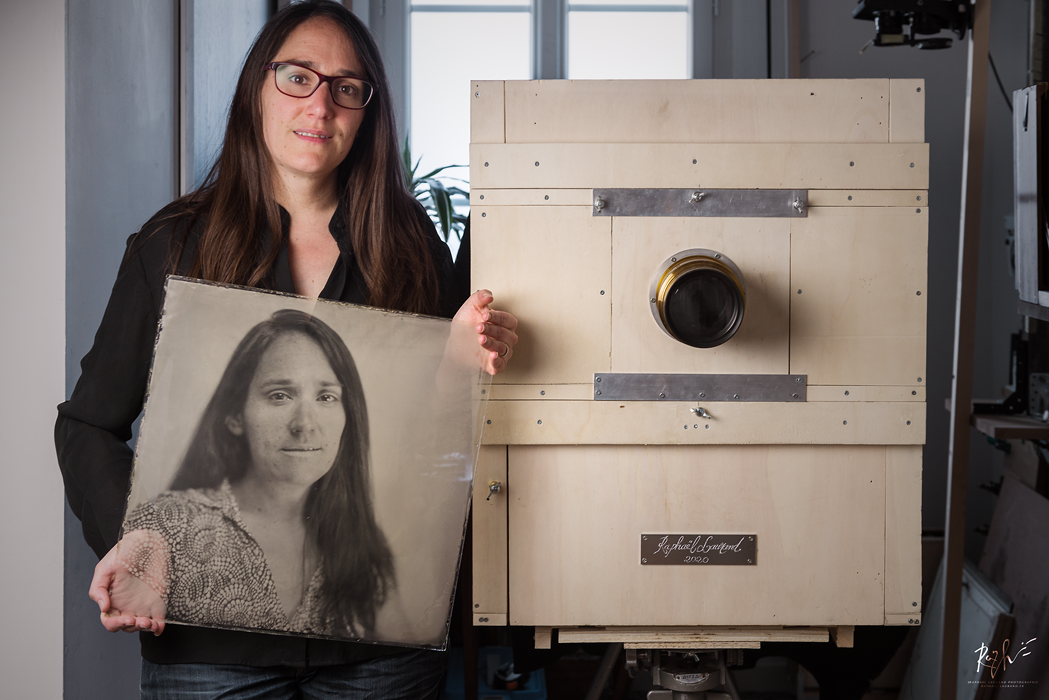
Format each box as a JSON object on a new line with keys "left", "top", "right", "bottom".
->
{"left": 690, "top": 191, "right": 706, "bottom": 203}
{"left": 691, "top": 407, "right": 712, "bottom": 419}
{"left": 487, "top": 481, "right": 503, "bottom": 501}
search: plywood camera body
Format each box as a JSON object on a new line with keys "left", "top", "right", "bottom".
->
{"left": 470, "top": 80, "right": 927, "bottom": 648}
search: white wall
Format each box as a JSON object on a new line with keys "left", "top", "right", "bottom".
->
{"left": 0, "top": 0, "right": 66, "bottom": 697}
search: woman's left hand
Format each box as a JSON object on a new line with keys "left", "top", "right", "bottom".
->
{"left": 454, "top": 289, "right": 518, "bottom": 375}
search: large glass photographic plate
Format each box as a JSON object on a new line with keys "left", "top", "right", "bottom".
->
{"left": 118, "top": 277, "right": 491, "bottom": 649}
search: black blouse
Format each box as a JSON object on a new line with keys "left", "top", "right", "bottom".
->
{"left": 55, "top": 201, "right": 464, "bottom": 667}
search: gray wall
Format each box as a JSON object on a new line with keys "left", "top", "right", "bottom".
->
{"left": 65, "top": 1, "right": 179, "bottom": 697}
{"left": 0, "top": 1, "right": 66, "bottom": 697}
{"left": 188, "top": 0, "right": 270, "bottom": 189}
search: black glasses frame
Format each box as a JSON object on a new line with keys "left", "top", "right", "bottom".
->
{"left": 264, "top": 62, "right": 375, "bottom": 110}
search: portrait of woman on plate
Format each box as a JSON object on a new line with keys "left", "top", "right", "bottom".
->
{"left": 119, "top": 309, "right": 393, "bottom": 640}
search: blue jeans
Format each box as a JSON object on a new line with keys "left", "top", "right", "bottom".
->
{"left": 141, "top": 649, "right": 447, "bottom": 700}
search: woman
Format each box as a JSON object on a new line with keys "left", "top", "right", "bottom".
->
{"left": 55, "top": 1, "right": 517, "bottom": 696}
{"left": 121, "top": 309, "right": 393, "bottom": 639}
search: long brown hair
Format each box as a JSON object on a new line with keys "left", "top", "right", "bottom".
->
{"left": 171, "top": 0, "right": 440, "bottom": 315}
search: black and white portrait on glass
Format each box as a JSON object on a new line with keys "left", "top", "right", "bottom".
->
{"left": 116, "top": 278, "right": 484, "bottom": 648}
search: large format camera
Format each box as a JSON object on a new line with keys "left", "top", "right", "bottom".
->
{"left": 471, "top": 79, "right": 927, "bottom": 695}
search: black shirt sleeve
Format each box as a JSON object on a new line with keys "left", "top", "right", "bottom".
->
{"left": 55, "top": 221, "right": 173, "bottom": 559}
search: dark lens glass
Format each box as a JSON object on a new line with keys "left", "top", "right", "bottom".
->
{"left": 664, "top": 269, "right": 743, "bottom": 348}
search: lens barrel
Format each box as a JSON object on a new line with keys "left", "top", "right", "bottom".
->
{"left": 650, "top": 250, "right": 746, "bottom": 348}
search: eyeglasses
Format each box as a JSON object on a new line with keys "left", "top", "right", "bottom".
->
{"left": 265, "top": 62, "right": 375, "bottom": 110}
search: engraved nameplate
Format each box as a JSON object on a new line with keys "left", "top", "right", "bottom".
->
{"left": 641, "top": 534, "right": 756, "bottom": 565}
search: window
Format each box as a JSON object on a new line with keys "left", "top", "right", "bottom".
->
{"left": 409, "top": 0, "right": 531, "bottom": 180}
{"left": 566, "top": 0, "right": 689, "bottom": 79}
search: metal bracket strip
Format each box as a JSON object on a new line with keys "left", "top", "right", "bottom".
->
{"left": 593, "top": 373, "right": 807, "bottom": 402}
{"left": 592, "top": 188, "right": 808, "bottom": 217}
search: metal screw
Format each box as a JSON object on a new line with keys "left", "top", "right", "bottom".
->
{"left": 540, "top": 390, "right": 546, "bottom": 395}
{"left": 600, "top": 290, "right": 605, "bottom": 295}
{"left": 848, "top": 195, "right": 853, "bottom": 201}
{"left": 479, "top": 194, "right": 484, "bottom": 200}
{"left": 843, "top": 420, "right": 848, "bottom": 425}
{"left": 692, "top": 159, "right": 697, "bottom": 164}
{"left": 910, "top": 163, "right": 915, "bottom": 168}
{"left": 643, "top": 536, "right": 648, "bottom": 540}
{"left": 850, "top": 161, "right": 855, "bottom": 166}
{"left": 733, "top": 394, "right": 740, "bottom": 400}
{"left": 747, "top": 559, "right": 752, "bottom": 563}
{"left": 486, "top": 419, "right": 491, "bottom": 424}
{"left": 545, "top": 195, "right": 549, "bottom": 200}
{"left": 700, "top": 392, "right": 705, "bottom": 397}
{"left": 594, "top": 196, "right": 605, "bottom": 212}
{"left": 916, "top": 87, "right": 921, "bottom": 92}
{"left": 797, "top": 289, "right": 802, "bottom": 294}
{"left": 596, "top": 390, "right": 601, "bottom": 396}
{"left": 705, "top": 425, "right": 709, "bottom": 429}
{"left": 481, "top": 212, "right": 486, "bottom": 217}
{"left": 796, "top": 377, "right": 803, "bottom": 383}
{"left": 714, "top": 253, "right": 721, "bottom": 259}
{"left": 694, "top": 424, "right": 698, "bottom": 428}
{"left": 650, "top": 298, "right": 656, "bottom": 303}
{"left": 845, "top": 390, "right": 850, "bottom": 396}
{"left": 916, "top": 208, "right": 921, "bottom": 213}
{"left": 918, "top": 377, "right": 922, "bottom": 382}
{"left": 535, "top": 161, "right": 540, "bottom": 167}
{"left": 907, "top": 421, "right": 912, "bottom": 425}
{"left": 912, "top": 390, "right": 917, "bottom": 395}
{"left": 659, "top": 392, "right": 666, "bottom": 398}
{"left": 917, "top": 196, "right": 922, "bottom": 201}
{"left": 484, "top": 162, "right": 489, "bottom": 167}
{"left": 596, "top": 377, "right": 602, "bottom": 382}
{"left": 912, "top": 602, "right": 918, "bottom": 607}
{"left": 642, "top": 558, "right": 647, "bottom": 563}
{"left": 792, "top": 393, "right": 799, "bottom": 399}
{"left": 671, "top": 257, "right": 677, "bottom": 262}
{"left": 537, "top": 420, "right": 542, "bottom": 425}
{"left": 475, "top": 603, "right": 480, "bottom": 608}
{"left": 481, "top": 389, "right": 486, "bottom": 394}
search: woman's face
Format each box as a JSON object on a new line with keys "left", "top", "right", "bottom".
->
{"left": 226, "top": 332, "right": 347, "bottom": 488}
{"left": 261, "top": 17, "right": 367, "bottom": 194}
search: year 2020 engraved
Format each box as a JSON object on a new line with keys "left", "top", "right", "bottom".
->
{"left": 640, "top": 534, "right": 757, "bottom": 566}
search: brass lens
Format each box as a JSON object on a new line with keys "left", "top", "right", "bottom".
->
{"left": 652, "top": 252, "right": 746, "bottom": 348}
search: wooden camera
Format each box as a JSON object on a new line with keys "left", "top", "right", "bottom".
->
{"left": 470, "top": 80, "right": 927, "bottom": 682}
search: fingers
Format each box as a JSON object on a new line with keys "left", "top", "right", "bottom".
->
{"left": 100, "top": 611, "right": 165, "bottom": 635}
{"left": 476, "top": 322, "right": 519, "bottom": 350}
{"left": 477, "top": 333, "right": 514, "bottom": 362}
{"left": 482, "top": 309, "right": 518, "bottom": 331}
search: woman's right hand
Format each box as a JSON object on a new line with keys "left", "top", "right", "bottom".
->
{"left": 89, "top": 530, "right": 169, "bottom": 635}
